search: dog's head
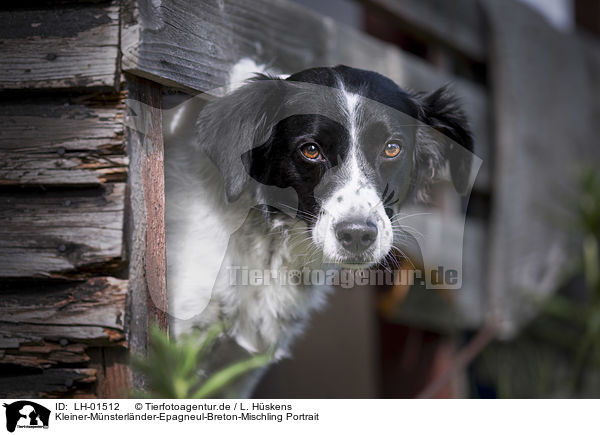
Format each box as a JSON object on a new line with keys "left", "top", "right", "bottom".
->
{"left": 197, "top": 65, "right": 473, "bottom": 267}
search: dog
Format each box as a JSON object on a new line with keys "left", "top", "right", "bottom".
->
{"left": 164, "top": 61, "right": 473, "bottom": 397}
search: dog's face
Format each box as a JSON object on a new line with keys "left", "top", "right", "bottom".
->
{"left": 197, "top": 65, "right": 473, "bottom": 268}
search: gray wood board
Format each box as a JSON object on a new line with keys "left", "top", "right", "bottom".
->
{"left": 0, "top": 97, "right": 127, "bottom": 185}
{"left": 0, "top": 368, "right": 97, "bottom": 398}
{"left": 0, "top": 2, "right": 120, "bottom": 90}
{"left": 0, "top": 276, "right": 126, "bottom": 369}
{"left": 0, "top": 183, "right": 126, "bottom": 278}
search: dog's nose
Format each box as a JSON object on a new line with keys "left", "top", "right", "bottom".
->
{"left": 335, "top": 220, "right": 378, "bottom": 253}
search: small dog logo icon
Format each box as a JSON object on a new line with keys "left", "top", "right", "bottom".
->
{"left": 3, "top": 401, "right": 50, "bottom": 433}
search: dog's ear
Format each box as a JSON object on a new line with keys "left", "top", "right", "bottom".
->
{"left": 195, "top": 78, "right": 283, "bottom": 202}
{"left": 414, "top": 85, "right": 474, "bottom": 195}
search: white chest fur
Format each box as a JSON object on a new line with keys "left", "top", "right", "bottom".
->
{"left": 165, "top": 142, "right": 330, "bottom": 357}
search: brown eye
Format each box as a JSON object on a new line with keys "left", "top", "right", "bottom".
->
{"left": 300, "top": 142, "right": 321, "bottom": 160}
{"left": 384, "top": 142, "right": 401, "bottom": 158}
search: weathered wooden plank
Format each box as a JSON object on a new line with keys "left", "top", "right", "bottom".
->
{"left": 0, "top": 368, "right": 97, "bottom": 399}
{"left": 122, "top": 0, "right": 490, "bottom": 189}
{"left": 0, "top": 184, "right": 125, "bottom": 278}
{"left": 0, "top": 96, "right": 127, "bottom": 186}
{"left": 362, "top": 0, "right": 486, "bottom": 62}
{"left": 126, "top": 76, "right": 168, "bottom": 378}
{"left": 121, "top": 0, "right": 333, "bottom": 92}
{"left": 138, "top": 79, "right": 168, "bottom": 331}
{"left": 0, "top": 277, "right": 125, "bottom": 371}
{"left": 0, "top": 277, "right": 127, "bottom": 370}
{"left": 0, "top": 342, "right": 90, "bottom": 369}
{"left": 0, "top": 324, "right": 122, "bottom": 346}
{"left": 121, "top": 0, "right": 330, "bottom": 91}
{"left": 0, "top": 3, "right": 120, "bottom": 90}
{"left": 0, "top": 277, "right": 126, "bottom": 331}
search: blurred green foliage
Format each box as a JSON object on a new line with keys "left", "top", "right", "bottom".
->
{"left": 131, "top": 324, "right": 271, "bottom": 398}
{"left": 474, "top": 167, "right": 600, "bottom": 398}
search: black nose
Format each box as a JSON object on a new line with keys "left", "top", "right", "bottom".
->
{"left": 335, "top": 220, "right": 378, "bottom": 253}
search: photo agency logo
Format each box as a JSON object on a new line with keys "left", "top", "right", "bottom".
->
{"left": 3, "top": 401, "right": 50, "bottom": 433}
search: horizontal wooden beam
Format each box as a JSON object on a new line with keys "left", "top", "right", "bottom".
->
{"left": 0, "top": 2, "right": 120, "bottom": 91}
{"left": 0, "top": 184, "right": 126, "bottom": 278}
{"left": 122, "top": 0, "right": 490, "bottom": 190}
{"left": 0, "top": 95, "right": 127, "bottom": 186}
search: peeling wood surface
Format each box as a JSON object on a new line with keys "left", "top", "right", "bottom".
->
{"left": 1, "top": 342, "right": 90, "bottom": 369}
{"left": 0, "top": 184, "right": 126, "bottom": 278}
{"left": 0, "top": 274, "right": 127, "bottom": 398}
{"left": 121, "top": 0, "right": 490, "bottom": 190}
{"left": 0, "top": 368, "right": 97, "bottom": 399}
{"left": 0, "top": 277, "right": 127, "bottom": 371}
{"left": 1, "top": 323, "right": 123, "bottom": 348}
{"left": 0, "top": 96, "right": 127, "bottom": 186}
{"left": 0, "top": 3, "right": 120, "bottom": 91}
{"left": 0, "top": 277, "right": 127, "bottom": 331}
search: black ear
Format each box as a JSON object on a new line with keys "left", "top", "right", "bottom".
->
{"left": 415, "top": 85, "right": 474, "bottom": 195}
{"left": 195, "top": 78, "right": 283, "bottom": 202}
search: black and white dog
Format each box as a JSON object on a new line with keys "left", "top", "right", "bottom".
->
{"left": 165, "top": 61, "right": 473, "bottom": 396}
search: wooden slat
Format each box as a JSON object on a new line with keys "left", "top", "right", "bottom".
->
{"left": 0, "top": 324, "right": 121, "bottom": 347}
{"left": 0, "top": 2, "right": 120, "bottom": 90}
{"left": 0, "top": 368, "right": 97, "bottom": 398}
{"left": 0, "top": 96, "right": 127, "bottom": 186}
{"left": 138, "top": 80, "right": 168, "bottom": 331}
{"left": 121, "top": 0, "right": 336, "bottom": 92}
{"left": 0, "top": 277, "right": 127, "bottom": 369}
{"left": 1, "top": 342, "right": 90, "bottom": 369}
{"left": 0, "top": 277, "right": 126, "bottom": 332}
{"left": 122, "top": 0, "right": 490, "bottom": 190}
{"left": 362, "top": 0, "right": 486, "bottom": 62}
{"left": 0, "top": 184, "right": 125, "bottom": 278}
{"left": 126, "top": 75, "right": 168, "bottom": 375}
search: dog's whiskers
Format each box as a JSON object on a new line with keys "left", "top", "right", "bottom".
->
{"left": 390, "top": 245, "right": 417, "bottom": 270}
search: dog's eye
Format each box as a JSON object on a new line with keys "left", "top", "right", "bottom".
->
{"left": 300, "top": 142, "right": 321, "bottom": 160}
{"left": 383, "top": 142, "right": 402, "bottom": 158}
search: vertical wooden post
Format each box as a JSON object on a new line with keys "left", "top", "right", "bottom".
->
{"left": 126, "top": 75, "right": 168, "bottom": 385}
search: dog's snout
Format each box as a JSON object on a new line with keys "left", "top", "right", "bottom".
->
{"left": 335, "top": 219, "right": 378, "bottom": 253}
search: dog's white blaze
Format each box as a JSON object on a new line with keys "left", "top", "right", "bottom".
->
{"left": 343, "top": 91, "right": 361, "bottom": 150}
{"left": 312, "top": 88, "right": 393, "bottom": 265}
